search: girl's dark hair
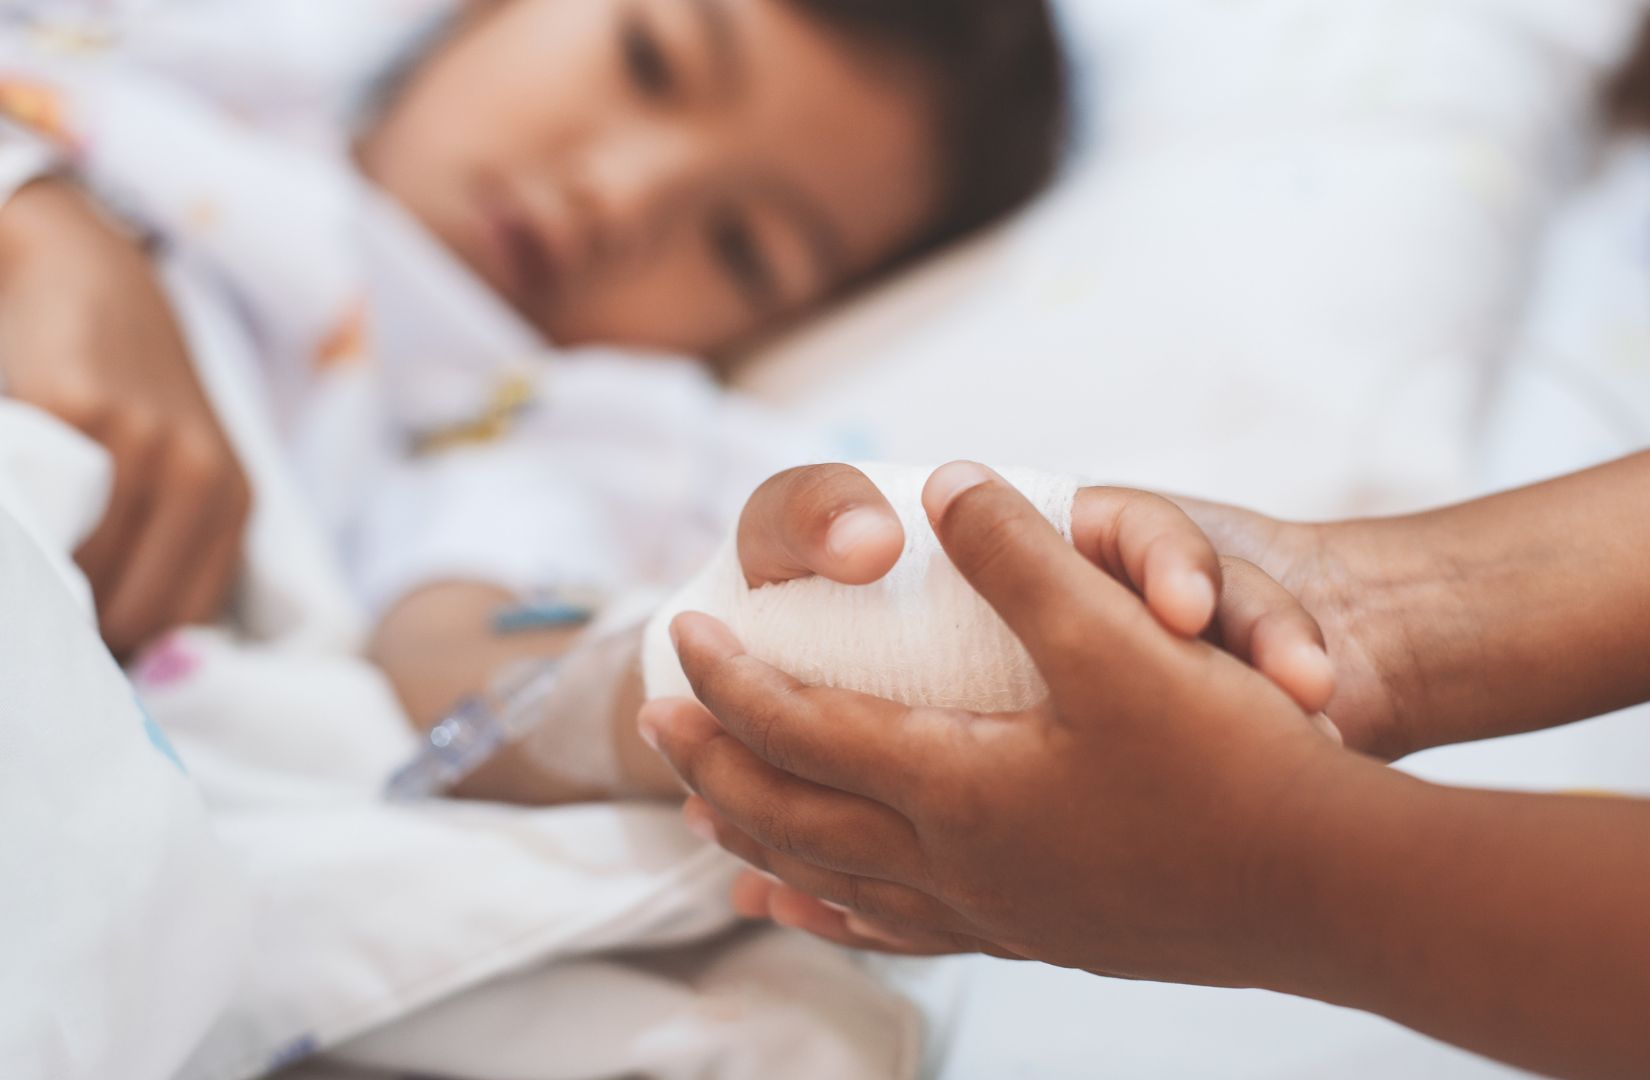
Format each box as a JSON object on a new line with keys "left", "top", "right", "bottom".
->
{"left": 1608, "top": 17, "right": 1650, "bottom": 130}
{"left": 365, "top": 1, "right": 1070, "bottom": 266}
{"left": 784, "top": 0, "right": 1070, "bottom": 260}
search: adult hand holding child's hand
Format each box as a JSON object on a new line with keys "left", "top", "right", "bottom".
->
{"left": 641, "top": 462, "right": 1354, "bottom": 963}
{"left": 0, "top": 180, "right": 251, "bottom": 657}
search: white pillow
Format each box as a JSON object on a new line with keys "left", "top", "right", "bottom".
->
{"left": 741, "top": 0, "right": 1648, "bottom": 518}
{"left": 1481, "top": 137, "right": 1650, "bottom": 492}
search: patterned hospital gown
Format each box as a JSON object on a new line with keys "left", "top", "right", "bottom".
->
{"left": 0, "top": 0, "right": 824, "bottom": 610}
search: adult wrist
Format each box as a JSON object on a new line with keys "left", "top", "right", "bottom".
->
{"left": 1313, "top": 516, "right": 1481, "bottom": 760}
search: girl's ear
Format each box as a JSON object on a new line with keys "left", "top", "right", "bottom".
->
{"left": 1607, "top": 18, "right": 1650, "bottom": 131}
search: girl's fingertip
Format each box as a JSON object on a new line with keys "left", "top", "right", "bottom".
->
{"left": 826, "top": 507, "right": 898, "bottom": 562}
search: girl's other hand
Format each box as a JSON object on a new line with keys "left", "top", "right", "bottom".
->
{"left": 0, "top": 180, "right": 251, "bottom": 658}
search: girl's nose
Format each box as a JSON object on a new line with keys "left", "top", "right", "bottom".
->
{"left": 569, "top": 126, "right": 705, "bottom": 268}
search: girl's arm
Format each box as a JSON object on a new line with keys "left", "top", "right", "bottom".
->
{"left": 0, "top": 179, "right": 250, "bottom": 656}
{"left": 368, "top": 581, "right": 678, "bottom": 803}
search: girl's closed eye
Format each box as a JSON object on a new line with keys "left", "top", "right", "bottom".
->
{"left": 620, "top": 8, "right": 677, "bottom": 101}
{"left": 708, "top": 206, "right": 780, "bottom": 311}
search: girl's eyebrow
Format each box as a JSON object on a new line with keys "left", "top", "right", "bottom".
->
{"left": 689, "top": 0, "right": 746, "bottom": 97}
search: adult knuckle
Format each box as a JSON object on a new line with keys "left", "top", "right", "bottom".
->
{"left": 750, "top": 682, "right": 817, "bottom": 772}
{"left": 668, "top": 736, "right": 710, "bottom": 791}
{"left": 960, "top": 508, "right": 1030, "bottom": 578}
{"left": 1039, "top": 606, "right": 1097, "bottom": 664}
{"left": 743, "top": 790, "right": 793, "bottom": 850}
{"left": 877, "top": 888, "right": 937, "bottom": 927}
{"left": 922, "top": 775, "right": 990, "bottom": 837}
{"left": 697, "top": 652, "right": 749, "bottom": 711}
{"left": 839, "top": 874, "right": 882, "bottom": 917}
{"left": 929, "top": 852, "right": 1005, "bottom": 917}
{"left": 941, "top": 931, "right": 987, "bottom": 956}
{"left": 956, "top": 878, "right": 1010, "bottom": 922}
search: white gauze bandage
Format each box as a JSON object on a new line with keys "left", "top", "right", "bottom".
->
{"left": 643, "top": 464, "right": 1080, "bottom": 713}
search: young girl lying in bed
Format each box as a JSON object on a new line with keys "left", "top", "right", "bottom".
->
{"left": 0, "top": 0, "right": 1069, "bottom": 802}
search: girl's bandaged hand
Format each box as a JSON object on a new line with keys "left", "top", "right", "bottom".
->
{"left": 646, "top": 462, "right": 1339, "bottom": 717}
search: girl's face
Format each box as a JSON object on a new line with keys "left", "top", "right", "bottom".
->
{"left": 360, "top": 0, "right": 942, "bottom": 359}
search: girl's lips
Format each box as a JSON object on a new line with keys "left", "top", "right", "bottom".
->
{"left": 471, "top": 174, "right": 562, "bottom": 312}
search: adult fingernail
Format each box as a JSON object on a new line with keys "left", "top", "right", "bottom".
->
{"left": 1295, "top": 641, "right": 1336, "bottom": 688}
{"left": 846, "top": 914, "right": 909, "bottom": 946}
{"left": 638, "top": 718, "right": 661, "bottom": 751}
{"left": 1178, "top": 570, "right": 1217, "bottom": 628}
{"left": 1311, "top": 712, "right": 1344, "bottom": 745}
{"left": 827, "top": 508, "right": 893, "bottom": 561}
{"left": 683, "top": 800, "right": 718, "bottom": 843}
{"left": 924, "top": 461, "right": 993, "bottom": 519}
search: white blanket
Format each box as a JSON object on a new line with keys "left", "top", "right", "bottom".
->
{"left": 0, "top": 414, "right": 249, "bottom": 1080}
{"left": 0, "top": 257, "right": 920, "bottom": 1080}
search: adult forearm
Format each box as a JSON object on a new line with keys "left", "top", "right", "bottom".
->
{"left": 1331, "top": 453, "right": 1650, "bottom": 755}
{"left": 1270, "top": 763, "right": 1650, "bottom": 1078}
